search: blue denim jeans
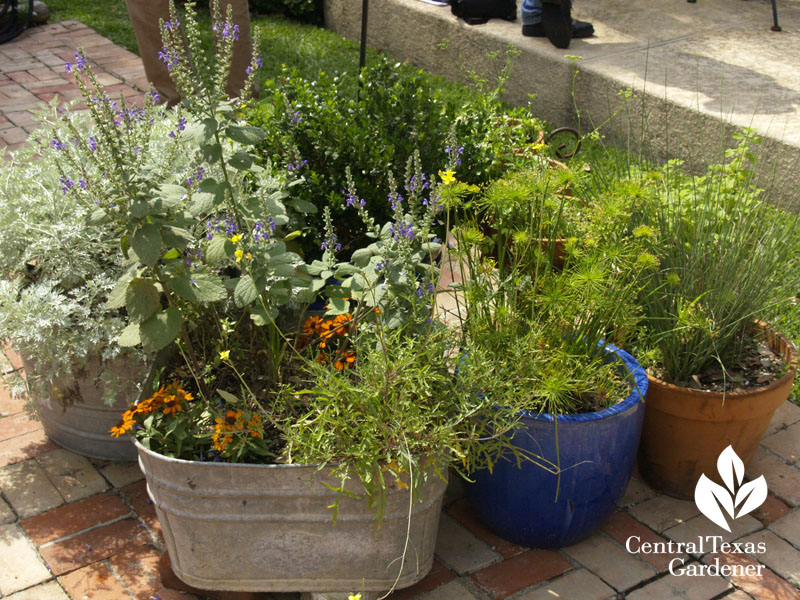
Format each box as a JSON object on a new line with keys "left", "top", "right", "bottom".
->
{"left": 521, "top": 0, "right": 542, "bottom": 25}
{"left": 522, "top": 0, "right": 574, "bottom": 25}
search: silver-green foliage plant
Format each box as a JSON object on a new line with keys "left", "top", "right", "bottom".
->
{"left": 51, "top": 2, "right": 316, "bottom": 399}
{"left": 0, "top": 102, "right": 186, "bottom": 406}
{"left": 635, "top": 129, "right": 800, "bottom": 383}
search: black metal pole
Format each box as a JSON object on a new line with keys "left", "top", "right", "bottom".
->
{"left": 358, "top": 0, "right": 369, "bottom": 95}
{"left": 770, "top": 0, "right": 781, "bottom": 31}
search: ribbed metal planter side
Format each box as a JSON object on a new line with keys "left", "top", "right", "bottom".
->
{"left": 23, "top": 354, "right": 142, "bottom": 461}
{"left": 136, "top": 441, "right": 447, "bottom": 592}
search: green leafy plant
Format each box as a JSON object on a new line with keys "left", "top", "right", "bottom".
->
{"left": 246, "top": 55, "right": 547, "bottom": 256}
{"left": 250, "top": 0, "right": 322, "bottom": 24}
{"left": 447, "top": 161, "right": 651, "bottom": 416}
{"left": 53, "top": 4, "right": 522, "bottom": 531}
{"left": 633, "top": 129, "right": 800, "bottom": 384}
{"left": 0, "top": 92, "right": 187, "bottom": 408}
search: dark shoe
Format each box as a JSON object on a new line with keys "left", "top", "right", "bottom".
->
{"left": 572, "top": 18, "right": 594, "bottom": 38}
{"left": 541, "top": 0, "right": 572, "bottom": 49}
{"left": 522, "top": 19, "right": 594, "bottom": 40}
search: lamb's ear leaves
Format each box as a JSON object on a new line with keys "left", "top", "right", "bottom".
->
{"left": 216, "top": 389, "right": 241, "bottom": 403}
{"left": 117, "top": 322, "right": 141, "bottom": 347}
{"left": 106, "top": 275, "right": 133, "bottom": 310}
{"left": 234, "top": 275, "right": 265, "bottom": 307}
{"left": 207, "top": 235, "right": 233, "bottom": 264}
{"left": 225, "top": 125, "right": 266, "bottom": 146}
{"left": 170, "top": 272, "right": 227, "bottom": 303}
{"left": 139, "top": 307, "right": 183, "bottom": 352}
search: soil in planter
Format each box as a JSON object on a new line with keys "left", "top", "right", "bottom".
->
{"left": 655, "top": 337, "right": 787, "bottom": 394}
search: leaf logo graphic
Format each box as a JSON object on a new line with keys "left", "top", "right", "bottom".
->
{"left": 694, "top": 446, "right": 768, "bottom": 532}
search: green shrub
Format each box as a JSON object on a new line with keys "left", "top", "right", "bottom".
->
{"left": 246, "top": 57, "right": 547, "bottom": 257}
{"left": 250, "top": 0, "right": 322, "bottom": 24}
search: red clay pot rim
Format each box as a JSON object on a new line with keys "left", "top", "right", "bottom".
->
{"left": 646, "top": 323, "right": 798, "bottom": 401}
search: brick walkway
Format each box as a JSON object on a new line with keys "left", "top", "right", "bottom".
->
{"left": 1, "top": 340, "right": 799, "bottom": 599}
{"left": 0, "top": 20, "right": 149, "bottom": 158}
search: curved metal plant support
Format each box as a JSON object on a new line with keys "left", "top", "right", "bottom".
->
{"left": 545, "top": 127, "right": 581, "bottom": 160}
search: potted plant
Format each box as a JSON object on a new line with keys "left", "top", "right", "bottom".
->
{"left": 43, "top": 3, "right": 518, "bottom": 594}
{"left": 633, "top": 131, "right": 800, "bottom": 498}
{"left": 472, "top": 163, "right": 586, "bottom": 272}
{"left": 109, "top": 138, "right": 516, "bottom": 593}
{"left": 0, "top": 91, "right": 191, "bottom": 460}
{"left": 446, "top": 163, "right": 652, "bottom": 548}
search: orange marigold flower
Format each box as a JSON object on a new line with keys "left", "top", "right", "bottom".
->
{"left": 162, "top": 402, "right": 183, "bottom": 417}
{"left": 225, "top": 409, "right": 243, "bottom": 426}
{"left": 303, "top": 314, "right": 322, "bottom": 334}
{"left": 109, "top": 417, "right": 133, "bottom": 438}
{"left": 212, "top": 431, "right": 233, "bottom": 452}
{"left": 334, "top": 351, "right": 356, "bottom": 370}
{"left": 247, "top": 413, "right": 263, "bottom": 438}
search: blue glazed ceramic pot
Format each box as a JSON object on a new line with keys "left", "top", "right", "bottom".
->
{"left": 466, "top": 343, "right": 648, "bottom": 548}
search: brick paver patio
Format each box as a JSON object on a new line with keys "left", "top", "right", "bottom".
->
{"left": 1, "top": 15, "right": 800, "bottom": 600}
{"left": 0, "top": 20, "right": 149, "bottom": 158}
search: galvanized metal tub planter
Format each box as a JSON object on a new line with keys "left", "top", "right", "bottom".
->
{"left": 23, "top": 354, "right": 142, "bottom": 461}
{"left": 135, "top": 441, "right": 447, "bottom": 593}
{"left": 466, "top": 343, "right": 648, "bottom": 548}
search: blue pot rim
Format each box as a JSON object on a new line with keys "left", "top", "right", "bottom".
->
{"left": 517, "top": 342, "right": 648, "bottom": 423}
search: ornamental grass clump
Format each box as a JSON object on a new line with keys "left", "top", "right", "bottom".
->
{"left": 633, "top": 129, "right": 800, "bottom": 385}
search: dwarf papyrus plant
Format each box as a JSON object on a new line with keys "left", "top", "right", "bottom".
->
{"left": 449, "top": 155, "right": 654, "bottom": 417}
{"left": 634, "top": 129, "right": 800, "bottom": 383}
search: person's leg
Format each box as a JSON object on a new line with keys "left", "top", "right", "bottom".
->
{"left": 521, "top": 0, "right": 542, "bottom": 26}
{"left": 541, "top": 0, "right": 572, "bottom": 48}
{"left": 125, "top": 0, "right": 253, "bottom": 104}
{"left": 223, "top": 0, "right": 253, "bottom": 98}
{"left": 125, "top": 0, "right": 180, "bottom": 105}
{"left": 521, "top": 0, "right": 594, "bottom": 47}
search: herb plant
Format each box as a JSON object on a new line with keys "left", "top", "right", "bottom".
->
{"left": 633, "top": 129, "right": 800, "bottom": 384}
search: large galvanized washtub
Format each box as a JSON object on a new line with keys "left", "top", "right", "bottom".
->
{"left": 23, "top": 353, "right": 146, "bottom": 461}
{"left": 136, "top": 441, "right": 446, "bottom": 593}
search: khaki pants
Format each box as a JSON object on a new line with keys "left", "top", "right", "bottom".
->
{"left": 125, "top": 0, "right": 252, "bottom": 105}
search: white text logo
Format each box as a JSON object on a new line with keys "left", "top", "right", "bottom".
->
{"left": 694, "top": 445, "right": 768, "bottom": 532}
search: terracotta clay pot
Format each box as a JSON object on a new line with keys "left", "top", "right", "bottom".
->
{"left": 638, "top": 324, "right": 798, "bottom": 499}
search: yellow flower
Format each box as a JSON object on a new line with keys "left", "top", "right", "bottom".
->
{"left": 231, "top": 234, "right": 242, "bottom": 243}
{"left": 348, "top": 594, "right": 362, "bottom": 600}
{"left": 219, "top": 350, "right": 230, "bottom": 361}
{"left": 235, "top": 248, "right": 244, "bottom": 262}
{"left": 438, "top": 169, "right": 456, "bottom": 185}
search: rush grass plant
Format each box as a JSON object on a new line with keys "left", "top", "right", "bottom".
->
{"left": 633, "top": 129, "right": 800, "bottom": 384}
